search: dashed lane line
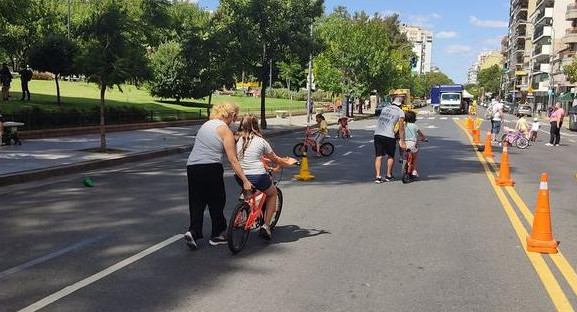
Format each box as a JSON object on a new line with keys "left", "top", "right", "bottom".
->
{"left": 358, "top": 145, "right": 365, "bottom": 149}
{"left": 343, "top": 151, "right": 353, "bottom": 156}
{"left": 323, "top": 160, "right": 335, "bottom": 166}
{"left": 18, "top": 235, "right": 182, "bottom": 312}
{"left": 440, "top": 117, "right": 448, "bottom": 120}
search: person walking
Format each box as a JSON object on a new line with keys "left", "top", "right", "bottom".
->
{"left": 184, "top": 102, "right": 253, "bottom": 250}
{"left": 19, "top": 65, "right": 33, "bottom": 101}
{"left": 490, "top": 97, "right": 504, "bottom": 142}
{"left": 374, "top": 97, "right": 405, "bottom": 183}
{"left": 546, "top": 102, "right": 565, "bottom": 146}
{"left": 0, "top": 63, "right": 13, "bottom": 101}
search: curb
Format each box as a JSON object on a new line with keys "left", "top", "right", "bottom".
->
{"left": 0, "top": 114, "right": 375, "bottom": 187}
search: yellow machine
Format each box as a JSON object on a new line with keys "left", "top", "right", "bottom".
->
{"left": 389, "top": 89, "right": 413, "bottom": 112}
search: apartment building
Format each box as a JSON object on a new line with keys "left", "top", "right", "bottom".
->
{"left": 551, "top": 0, "right": 577, "bottom": 110}
{"left": 400, "top": 24, "right": 433, "bottom": 75}
{"left": 506, "top": 0, "right": 536, "bottom": 100}
{"left": 467, "top": 64, "right": 479, "bottom": 84}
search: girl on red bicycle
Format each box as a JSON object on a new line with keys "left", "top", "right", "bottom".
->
{"left": 236, "top": 114, "right": 297, "bottom": 240}
{"left": 403, "top": 111, "right": 427, "bottom": 178}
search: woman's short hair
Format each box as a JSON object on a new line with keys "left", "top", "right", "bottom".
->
{"left": 404, "top": 110, "right": 417, "bottom": 123}
{"left": 211, "top": 102, "right": 239, "bottom": 120}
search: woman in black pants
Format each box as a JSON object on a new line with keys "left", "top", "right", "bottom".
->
{"left": 184, "top": 102, "right": 252, "bottom": 249}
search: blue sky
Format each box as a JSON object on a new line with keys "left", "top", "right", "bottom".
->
{"left": 196, "top": 0, "right": 510, "bottom": 84}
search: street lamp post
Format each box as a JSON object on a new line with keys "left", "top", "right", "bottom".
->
{"left": 67, "top": 0, "right": 71, "bottom": 39}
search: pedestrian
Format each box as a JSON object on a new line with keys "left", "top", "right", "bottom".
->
{"left": 0, "top": 63, "right": 13, "bottom": 101}
{"left": 490, "top": 96, "right": 504, "bottom": 142}
{"left": 19, "top": 65, "right": 33, "bottom": 101}
{"left": 546, "top": 102, "right": 565, "bottom": 146}
{"left": 374, "top": 97, "right": 405, "bottom": 183}
{"left": 530, "top": 117, "right": 540, "bottom": 142}
{"left": 184, "top": 102, "right": 253, "bottom": 250}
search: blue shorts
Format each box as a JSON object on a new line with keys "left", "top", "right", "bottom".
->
{"left": 235, "top": 174, "right": 272, "bottom": 191}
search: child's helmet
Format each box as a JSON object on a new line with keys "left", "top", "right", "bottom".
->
{"left": 534, "top": 117, "right": 539, "bottom": 122}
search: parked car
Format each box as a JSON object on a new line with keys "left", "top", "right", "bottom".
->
{"left": 517, "top": 104, "right": 533, "bottom": 117}
{"left": 413, "top": 100, "right": 423, "bottom": 108}
{"left": 503, "top": 102, "right": 518, "bottom": 113}
{"left": 375, "top": 102, "right": 390, "bottom": 116}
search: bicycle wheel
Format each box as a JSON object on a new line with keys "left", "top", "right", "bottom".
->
{"left": 227, "top": 202, "right": 251, "bottom": 254}
{"left": 293, "top": 143, "right": 306, "bottom": 157}
{"left": 347, "top": 129, "right": 353, "bottom": 138}
{"left": 270, "top": 187, "right": 283, "bottom": 230}
{"left": 320, "top": 142, "right": 334, "bottom": 156}
{"left": 516, "top": 137, "right": 529, "bottom": 149}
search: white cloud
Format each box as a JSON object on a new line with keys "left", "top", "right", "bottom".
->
{"left": 436, "top": 31, "right": 458, "bottom": 39}
{"left": 445, "top": 45, "right": 473, "bottom": 54}
{"left": 407, "top": 13, "right": 442, "bottom": 28}
{"left": 381, "top": 10, "right": 400, "bottom": 17}
{"left": 469, "top": 16, "right": 508, "bottom": 28}
{"left": 481, "top": 36, "right": 503, "bottom": 48}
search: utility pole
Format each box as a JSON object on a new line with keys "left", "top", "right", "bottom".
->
{"left": 67, "top": 0, "right": 71, "bottom": 39}
{"left": 269, "top": 59, "right": 273, "bottom": 89}
{"left": 307, "top": 24, "right": 313, "bottom": 124}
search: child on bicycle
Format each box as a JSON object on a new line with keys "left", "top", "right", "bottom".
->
{"left": 403, "top": 111, "right": 427, "bottom": 178}
{"left": 515, "top": 114, "right": 530, "bottom": 139}
{"left": 335, "top": 115, "right": 349, "bottom": 138}
{"left": 530, "top": 117, "right": 540, "bottom": 142}
{"left": 313, "top": 113, "right": 328, "bottom": 156}
{"left": 235, "top": 114, "right": 297, "bottom": 240}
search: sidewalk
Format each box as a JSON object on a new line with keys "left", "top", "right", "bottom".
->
{"left": 0, "top": 111, "right": 374, "bottom": 187}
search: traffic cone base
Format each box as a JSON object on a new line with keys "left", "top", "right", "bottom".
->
{"left": 527, "top": 173, "right": 558, "bottom": 254}
{"left": 294, "top": 152, "right": 315, "bottom": 181}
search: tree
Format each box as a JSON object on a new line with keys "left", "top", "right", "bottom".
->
{"left": 214, "top": 0, "right": 324, "bottom": 128}
{"left": 413, "top": 71, "right": 454, "bottom": 98}
{"left": 75, "top": 0, "right": 149, "bottom": 152}
{"left": 29, "top": 35, "right": 78, "bottom": 105}
{"left": 148, "top": 41, "right": 192, "bottom": 103}
{"left": 477, "top": 65, "right": 501, "bottom": 96}
{"left": 564, "top": 57, "right": 577, "bottom": 84}
{"left": 314, "top": 10, "right": 414, "bottom": 102}
{"left": 278, "top": 60, "right": 305, "bottom": 90}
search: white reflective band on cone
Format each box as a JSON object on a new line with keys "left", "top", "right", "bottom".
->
{"left": 540, "top": 182, "right": 548, "bottom": 190}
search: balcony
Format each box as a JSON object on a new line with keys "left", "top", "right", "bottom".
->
{"left": 567, "top": 3, "right": 577, "bottom": 20}
{"left": 533, "top": 26, "right": 552, "bottom": 42}
{"left": 533, "top": 44, "right": 551, "bottom": 58}
{"left": 533, "top": 63, "right": 551, "bottom": 73}
{"left": 534, "top": 7, "right": 553, "bottom": 25}
{"left": 535, "top": 0, "right": 553, "bottom": 12}
{"left": 512, "top": 2, "right": 528, "bottom": 17}
{"left": 562, "top": 27, "right": 577, "bottom": 44}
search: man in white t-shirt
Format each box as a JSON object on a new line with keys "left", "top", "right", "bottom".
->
{"left": 490, "top": 97, "right": 504, "bottom": 142}
{"left": 373, "top": 97, "right": 405, "bottom": 183}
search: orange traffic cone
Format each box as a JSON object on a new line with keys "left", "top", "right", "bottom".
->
{"left": 527, "top": 173, "right": 558, "bottom": 254}
{"left": 482, "top": 132, "right": 493, "bottom": 158}
{"left": 472, "top": 129, "right": 481, "bottom": 145}
{"left": 495, "top": 144, "right": 514, "bottom": 186}
{"left": 467, "top": 117, "right": 474, "bottom": 133}
{"left": 293, "top": 152, "right": 315, "bottom": 181}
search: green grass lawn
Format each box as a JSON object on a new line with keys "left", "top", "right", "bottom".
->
{"left": 0, "top": 78, "right": 308, "bottom": 116}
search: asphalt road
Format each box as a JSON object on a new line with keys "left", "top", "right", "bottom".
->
{"left": 1, "top": 113, "right": 577, "bottom": 312}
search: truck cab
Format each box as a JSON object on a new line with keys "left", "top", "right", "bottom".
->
{"left": 439, "top": 92, "right": 462, "bottom": 114}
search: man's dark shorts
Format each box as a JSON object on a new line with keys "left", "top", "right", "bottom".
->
{"left": 374, "top": 135, "right": 397, "bottom": 157}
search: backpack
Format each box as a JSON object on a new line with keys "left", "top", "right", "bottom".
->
{"left": 484, "top": 104, "right": 494, "bottom": 120}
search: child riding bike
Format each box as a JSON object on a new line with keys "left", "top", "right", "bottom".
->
{"left": 335, "top": 115, "right": 351, "bottom": 138}
{"left": 235, "top": 114, "right": 297, "bottom": 240}
{"left": 402, "top": 111, "right": 427, "bottom": 179}
{"left": 312, "top": 113, "right": 329, "bottom": 156}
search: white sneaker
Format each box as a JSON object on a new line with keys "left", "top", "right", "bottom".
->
{"left": 545, "top": 143, "right": 553, "bottom": 146}
{"left": 184, "top": 231, "right": 197, "bottom": 250}
{"left": 412, "top": 170, "right": 419, "bottom": 178}
{"left": 555, "top": 144, "right": 560, "bottom": 146}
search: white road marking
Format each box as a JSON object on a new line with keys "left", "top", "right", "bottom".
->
{"left": 452, "top": 117, "right": 459, "bottom": 120}
{"left": 323, "top": 160, "right": 335, "bottom": 166}
{"left": 0, "top": 235, "right": 107, "bottom": 279}
{"left": 427, "top": 117, "right": 435, "bottom": 120}
{"left": 425, "top": 125, "right": 439, "bottom": 129}
{"left": 18, "top": 235, "right": 181, "bottom": 312}
{"left": 343, "top": 151, "right": 353, "bottom": 156}
{"left": 570, "top": 139, "right": 576, "bottom": 143}
{"left": 365, "top": 125, "right": 376, "bottom": 129}
{"left": 358, "top": 145, "right": 365, "bottom": 148}
{"left": 440, "top": 117, "right": 448, "bottom": 120}
{"left": 367, "top": 140, "right": 374, "bottom": 143}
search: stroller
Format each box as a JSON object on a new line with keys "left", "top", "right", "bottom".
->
{"left": 1, "top": 121, "right": 24, "bottom": 145}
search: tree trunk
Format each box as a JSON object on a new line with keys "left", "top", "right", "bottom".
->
{"left": 260, "top": 57, "right": 270, "bottom": 129}
{"left": 99, "top": 81, "right": 107, "bottom": 152}
{"left": 208, "top": 92, "right": 213, "bottom": 119}
{"left": 55, "top": 74, "right": 61, "bottom": 106}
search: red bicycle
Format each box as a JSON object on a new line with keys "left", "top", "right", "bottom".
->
{"left": 292, "top": 126, "right": 334, "bottom": 157}
{"left": 227, "top": 158, "right": 296, "bottom": 254}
